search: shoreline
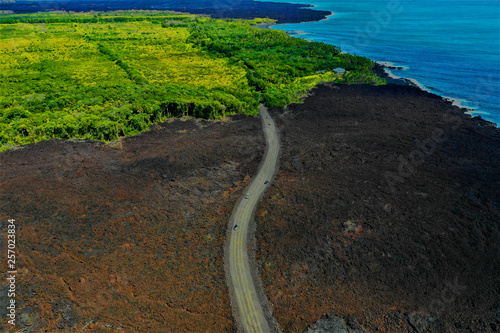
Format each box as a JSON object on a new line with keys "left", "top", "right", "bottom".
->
{"left": 255, "top": 10, "right": 498, "bottom": 128}
{"left": 1, "top": 8, "right": 497, "bottom": 333}
{"left": 0, "top": 0, "right": 332, "bottom": 24}
{"left": 256, "top": 82, "right": 500, "bottom": 333}
{"left": 373, "top": 62, "right": 498, "bottom": 128}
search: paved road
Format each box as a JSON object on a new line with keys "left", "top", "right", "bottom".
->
{"left": 228, "top": 104, "right": 280, "bottom": 332}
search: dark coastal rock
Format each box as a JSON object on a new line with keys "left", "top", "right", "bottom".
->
{"left": 17, "top": 306, "right": 47, "bottom": 332}
{"left": 386, "top": 65, "right": 406, "bottom": 70}
{"left": 0, "top": 0, "right": 332, "bottom": 23}
{"left": 372, "top": 63, "right": 413, "bottom": 86}
{"left": 52, "top": 299, "right": 79, "bottom": 329}
{"left": 406, "top": 311, "right": 444, "bottom": 333}
{"left": 0, "top": 114, "right": 265, "bottom": 331}
{"left": 256, "top": 83, "right": 499, "bottom": 332}
{"left": 304, "top": 313, "right": 367, "bottom": 333}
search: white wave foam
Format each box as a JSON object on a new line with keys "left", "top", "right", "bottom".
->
{"left": 379, "top": 62, "right": 488, "bottom": 118}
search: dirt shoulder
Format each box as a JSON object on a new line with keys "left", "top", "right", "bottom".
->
{"left": 0, "top": 116, "right": 264, "bottom": 332}
{"left": 255, "top": 83, "right": 499, "bottom": 332}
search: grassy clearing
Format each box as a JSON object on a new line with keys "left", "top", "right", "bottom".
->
{"left": 0, "top": 11, "right": 383, "bottom": 149}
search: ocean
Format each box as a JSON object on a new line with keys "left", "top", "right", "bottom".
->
{"left": 263, "top": 0, "right": 500, "bottom": 125}
{"left": 2, "top": 0, "right": 498, "bottom": 124}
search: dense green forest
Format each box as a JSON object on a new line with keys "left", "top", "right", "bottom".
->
{"left": 0, "top": 11, "right": 383, "bottom": 149}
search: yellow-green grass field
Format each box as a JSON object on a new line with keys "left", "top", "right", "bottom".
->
{"left": 0, "top": 11, "right": 381, "bottom": 149}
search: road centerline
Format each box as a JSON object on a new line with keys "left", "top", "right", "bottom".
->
{"left": 226, "top": 104, "right": 280, "bottom": 332}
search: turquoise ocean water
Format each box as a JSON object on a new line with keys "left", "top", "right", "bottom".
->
{"left": 263, "top": 0, "right": 500, "bottom": 125}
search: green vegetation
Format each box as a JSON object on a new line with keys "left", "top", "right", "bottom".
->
{"left": 0, "top": 11, "right": 384, "bottom": 149}
{"left": 187, "top": 19, "right": 383, "bottom": 106}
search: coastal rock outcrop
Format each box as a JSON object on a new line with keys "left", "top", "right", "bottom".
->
{"left": 256, "top": 83, "right": 499, "bottom": 333}
{"left": 304, "top": 313, "right": 366, "bottom": 333}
